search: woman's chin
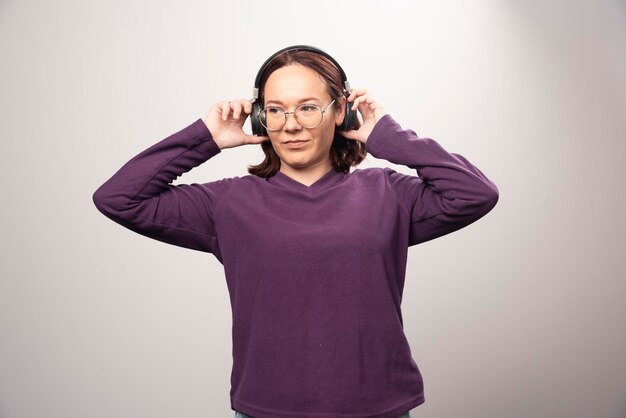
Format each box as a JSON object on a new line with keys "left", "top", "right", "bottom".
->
{"left": 279, "top": 154, "right": 310, "bottom": 168}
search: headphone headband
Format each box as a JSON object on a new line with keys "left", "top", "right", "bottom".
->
{"left": 252, "top": 45, "right": 351, "bottom": 100}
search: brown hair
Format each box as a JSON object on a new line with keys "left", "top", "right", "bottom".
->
{"left": 247, "top": 50, "right": 367, "bottom": 178}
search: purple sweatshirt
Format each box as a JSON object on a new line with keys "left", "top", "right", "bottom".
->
{"left": 93, "top": 114, "right": 498, "bottom": 418}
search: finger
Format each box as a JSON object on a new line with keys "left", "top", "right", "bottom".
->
{"left": 347, "top": 89, "right": 366, "bottom": 101}
{"left": 243, "top": 134, "right": 270, "bottom": 145}
{"left": 352, "top": 94, "right": 379, "bottom": 112}
{"left": 350, "top": 94, "right": 367, "bottom": 110}
{"left": 351, "top": 94, "right": 371, "bottom": 111}
{"left": 235, "top": 98, "right": 251, "bottom": 119}
{"left": 221, "top": 101, "right": 230, "bottom": 121}
{"left": 347, "top": 88, "right": 370, "bottom": 102}
{"left": 337, "top": 129, "right": 358, "bottom": 140}
{"left": 241, "top": 98, "right": 253, "bottom": 115}
{"left": 232, "top": 100, "right": 243, "bottom": 120}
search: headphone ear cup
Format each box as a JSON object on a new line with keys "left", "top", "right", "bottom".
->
{"left": 339, "top": 93, "right": 358, "bottom": 132}
{"left": 250, "top": 101, "right": 267, "bottom": 137}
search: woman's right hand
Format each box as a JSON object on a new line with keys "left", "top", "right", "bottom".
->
{"left": 203, "top": 98, "right": 269, "bottom": 150}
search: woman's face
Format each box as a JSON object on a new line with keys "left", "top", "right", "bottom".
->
{"left": 263, "top": 64, "right": 345, "bottom": 173}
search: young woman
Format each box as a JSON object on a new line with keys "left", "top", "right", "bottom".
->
{"left": 93, "top": 45, "right": 499, "bottom": 418}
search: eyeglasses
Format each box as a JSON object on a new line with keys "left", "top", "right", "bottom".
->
{"left": 258, "top": 99, "right": 336, "bottom": 131}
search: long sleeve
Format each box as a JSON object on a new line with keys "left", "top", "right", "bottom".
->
{"left": 92, "top": 118, "right": 233, "bottom": 261}
{"left": 365, "top": 114, "right": 499, "bottom": 246}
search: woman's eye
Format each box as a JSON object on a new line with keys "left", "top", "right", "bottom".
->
{"left": 300, "top": 105, "right": 316, "bottom": 112}
{"left": 266, "top": 107, "right": 283, "bottom": 114}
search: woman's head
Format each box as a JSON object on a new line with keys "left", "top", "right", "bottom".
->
{"left": 248, "top": 49, "right": 366, "bottom": 177}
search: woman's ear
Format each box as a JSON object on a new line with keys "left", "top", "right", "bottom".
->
{"left": 335, "top": 96, "right": 346, "bottom": 126}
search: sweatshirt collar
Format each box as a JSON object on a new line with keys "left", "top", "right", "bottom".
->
{"left": 269, "top": 168, "right": 346, "bottom": 193}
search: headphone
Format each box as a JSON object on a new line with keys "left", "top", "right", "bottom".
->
{"left": 250, "top": 45, "right": 359, "bottom": 137}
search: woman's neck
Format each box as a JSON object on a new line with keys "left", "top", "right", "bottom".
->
{"left": 279, "top": 162, "right": 333, "bottom": 187}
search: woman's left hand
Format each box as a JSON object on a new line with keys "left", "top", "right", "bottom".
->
{"left": 338, "top": 89, "right": 388, "bottom": 144}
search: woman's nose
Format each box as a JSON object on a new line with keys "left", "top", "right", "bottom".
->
{"left": 283, "top": 112, "right": 302, "bottom": 131}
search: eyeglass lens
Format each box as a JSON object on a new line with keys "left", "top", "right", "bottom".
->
{"left": 260, "top": 104, "right": 323, "bottom": 131}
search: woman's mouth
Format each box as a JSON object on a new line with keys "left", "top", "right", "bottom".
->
{"left": 284, "top": 140, "right": 309, "bottom": 149}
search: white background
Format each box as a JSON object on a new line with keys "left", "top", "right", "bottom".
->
{"left": 1, "top": 0, "right": 625, "bottom": 417}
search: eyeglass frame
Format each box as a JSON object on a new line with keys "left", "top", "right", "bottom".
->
{"left": 257, "top": 99, "right": 337, "bottom": 131}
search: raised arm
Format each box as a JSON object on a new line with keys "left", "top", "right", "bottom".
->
{"left": 365, "top": 115, "right": 499, "bottom": 245}
{"left": 339, "top": 89, "right": 499, "bottom": 246}
{"left": 92, "top": 99, "right": 269, "bottom": 260}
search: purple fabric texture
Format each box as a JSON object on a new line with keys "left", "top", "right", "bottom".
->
{"left": 93, "top": 114, "right": 499, "bottom": 418}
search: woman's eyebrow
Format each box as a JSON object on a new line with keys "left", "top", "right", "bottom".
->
{"left": 266, "top": 97, "right": 320, "bottom": 105}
